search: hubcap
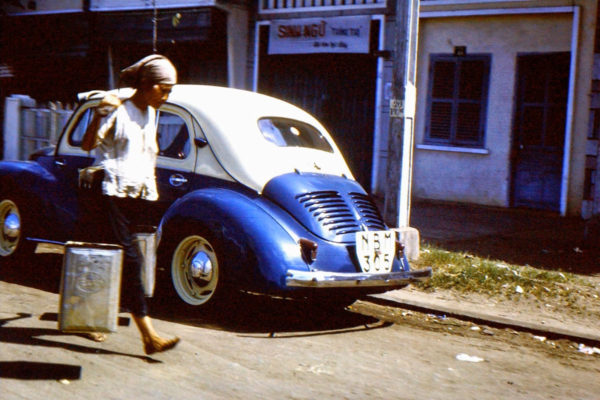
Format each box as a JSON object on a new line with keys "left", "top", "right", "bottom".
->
{"left": 0, "top": 200, "right": 21, "bottom": 256}
{"left": 171, "top": 235, "right": 219, "bottom": 306}
{"left": 4, "top": 212, "right": 20, "bottom": 239}
{"left": 190, "top": 251, "right": 213, "bottom": 281}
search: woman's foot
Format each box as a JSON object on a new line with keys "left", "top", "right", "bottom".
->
{"left": 143, "top": 336, "right": 180, "bottom": 355}
{"left": 83, "top": 332, "right": 108, "bottom": 342}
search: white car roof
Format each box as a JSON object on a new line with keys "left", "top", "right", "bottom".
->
{"left": 87, "top": 85, "right": 354, "bottom": 192}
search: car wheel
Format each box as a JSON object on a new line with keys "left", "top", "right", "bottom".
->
{"left": 0, "top": 198, "right": 24, "bottom": 260}
{"left": 163, "top": 227, "right": 234, "bottom": 310}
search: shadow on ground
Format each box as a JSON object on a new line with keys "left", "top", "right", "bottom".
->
{"left": 0, "top": 312, "right": 161, "bottom": 380}
{"left": 1, "top": 255, "right": 385, "bottom": 338}
{"left": 0, "top": 254, "right": 63, "bottom": 293}
{"left": 151, "top": 293, "right": 386, "bottom": 338}
{"left": 0, "top": 361, "right": 82, "bottom": 381}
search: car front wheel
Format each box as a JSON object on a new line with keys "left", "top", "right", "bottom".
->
{"left": 0, "top": 198, "right": 23, "bottom": 259}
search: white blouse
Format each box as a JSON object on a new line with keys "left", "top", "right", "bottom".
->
{"left": 94, "top": 100, "right": 159, "bottom": 201}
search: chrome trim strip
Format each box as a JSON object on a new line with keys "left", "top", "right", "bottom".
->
{"left": 285, "top": 267, "right": 432, "bottom": 288}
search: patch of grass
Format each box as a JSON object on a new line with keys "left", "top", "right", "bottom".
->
{"left": 412, "top": 243, "right": 594, "bottom": 303}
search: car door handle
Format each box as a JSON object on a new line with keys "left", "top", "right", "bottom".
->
{"left": 169, "top": 174, "right": 188, "bottom": 187}
{"left": 54, "top": 159, "right": 66, "bottom": 167}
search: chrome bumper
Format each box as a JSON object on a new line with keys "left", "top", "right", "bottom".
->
{"left": 285, "top": 267, "right": 432, "bottom": 288}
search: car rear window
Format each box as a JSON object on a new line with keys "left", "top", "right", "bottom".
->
{"left": 258, "top": 118, "right": 333, "bottom": 153}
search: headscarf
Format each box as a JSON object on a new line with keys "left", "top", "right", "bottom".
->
{"left": 119, "top": 54, "right": 177, "bottom": 88}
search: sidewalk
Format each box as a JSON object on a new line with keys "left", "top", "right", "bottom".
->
{"left": 375, "top": 287, "right": 600, "bottom": 346}
{"left": 377, "top": 200, "right": 600, "bottom": 345}
{"left": 409, "top": 200, "right": 598, "bottom": 274}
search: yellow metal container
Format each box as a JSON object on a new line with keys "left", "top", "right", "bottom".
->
{"left": 59, "top": 242, "right": 123, "bottom": 333}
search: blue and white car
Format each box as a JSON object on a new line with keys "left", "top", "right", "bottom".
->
{"left": 0, "top": 85, "right": 431, "bottom": 308}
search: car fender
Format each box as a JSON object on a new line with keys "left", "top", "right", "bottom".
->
{"left": 158, "top": 187, "right": 309, "bottom": 291}
{"left": 0, "top": 160, "right": 69, "bottom": 239}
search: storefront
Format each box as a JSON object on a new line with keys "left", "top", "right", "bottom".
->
{"left": 254, "top": 11, "right": 388, "bottom": 192}
{"left": 94, "top": 7, "right": 228, "bottom": 88}
{"left": 0, "top": 1, "right": 229, "bottom": 103}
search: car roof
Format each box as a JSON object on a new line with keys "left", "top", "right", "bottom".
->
{"left": 82, "top": 85, "right": 353, "bottom": 192}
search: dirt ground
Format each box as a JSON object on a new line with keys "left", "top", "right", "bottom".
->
{"left": 406, "top": 273, "right": 600, "bottom": 338}
{"left": 408, "top": 200, "right": 600, "bottom": 355}
{"left": 352, "top": 298, "right": 600, "bottom": 370}
{"left": 2, "top": 208, "right": 600, "bottom": 400}
{"left": 363, "top": 284, "right": 600, "bottom": 358}
{"left": 2, "top": 268, "right": 600, "bottom": 399}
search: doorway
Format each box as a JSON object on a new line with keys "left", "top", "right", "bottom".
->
{"left": 511, "top": 53, "right": 570, "bottom": 211}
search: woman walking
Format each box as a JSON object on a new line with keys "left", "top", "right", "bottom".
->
{"left": 81, "top": 54, "right": 180, "bottom": 355}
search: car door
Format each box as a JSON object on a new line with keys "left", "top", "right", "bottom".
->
{"left": 154, "top": 104, "right": 197, "bottom": 208}
{"left": 44, "top": 103, "right": 98, "bottom": 232}
{"left": 48, "top": 101, "right": 197, "bottom": 230}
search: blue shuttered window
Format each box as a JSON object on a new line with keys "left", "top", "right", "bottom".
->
{"left": 425, "top": 55, "right": 491, "bottom": 147}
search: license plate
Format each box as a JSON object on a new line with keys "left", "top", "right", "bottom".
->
{"left": 355, "top": 230, "right": 396, "bottom": 273}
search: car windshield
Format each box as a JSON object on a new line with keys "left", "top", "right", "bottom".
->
{"left": 258, "top": 118, "right": 333, "bottom": 153}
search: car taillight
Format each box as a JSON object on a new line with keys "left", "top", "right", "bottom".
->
{"left": 299, "top": 238, "right": 318, "bottom": 264}
{"left": 396, "top": 240, "right": 405, "bottom": 259}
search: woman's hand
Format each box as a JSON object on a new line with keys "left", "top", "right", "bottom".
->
{"left": 81, "top": 94, "right": 121, "bottom": 151}
{"left": 96, "top": 94, "right": 121, "bottom": 116}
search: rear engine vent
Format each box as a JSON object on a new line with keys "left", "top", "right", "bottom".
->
{"left": 296, "top": 191, "right": 361, "bottom": 236}
{"left": 349, "top": 192, "right": 386, "bottom": 230}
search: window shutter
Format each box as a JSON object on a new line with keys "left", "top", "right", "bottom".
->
{"left": 425, "top": 55, "right": 490, "bottom": 147}
{"left": 430, "top": 102, "right": 452, "bottom": 139}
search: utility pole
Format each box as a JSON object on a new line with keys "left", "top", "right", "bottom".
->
{"left": 152, "top": 0, "right": 158, "bottom": 53}
{"left": 383, "top": 0, "right": 420, "bottom": 228}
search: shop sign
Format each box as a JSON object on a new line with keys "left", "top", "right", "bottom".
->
{"left": 268, "top": 16, "right": 371, "bottom": 55}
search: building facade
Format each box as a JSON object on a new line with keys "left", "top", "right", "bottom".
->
{"left": 3, "top": 0, "right": 600, "bottom": 220}
{"left": 0, "top": 0, "right": 251, "bottom": 102}
{"left": 412, "top": 0, "right": 599, "bottom": 217}
{"left": 0, "top": 0, "right": 251, "bottom": 159}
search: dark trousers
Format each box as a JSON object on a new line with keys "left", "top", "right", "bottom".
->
{"left": 105, "top": 196, "right": 148, "bottom": 317}
{"left": 77, "top": 192, "right": 150, "bottom": 317}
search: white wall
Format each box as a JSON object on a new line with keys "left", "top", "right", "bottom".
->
{"left": 413, "top": 13, "right": 572, "bottom": 207}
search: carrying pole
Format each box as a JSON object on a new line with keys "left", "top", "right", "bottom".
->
{"left": 383, "top": 0, "right": 420, "bottom": 228}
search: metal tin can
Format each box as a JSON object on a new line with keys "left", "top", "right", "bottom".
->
{"left": 59, "top": 242, "right": 123, "bottom": 333}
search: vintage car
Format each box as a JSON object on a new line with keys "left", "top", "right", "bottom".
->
{"left": 0, "top": 85, "right": 431, "bottom": 308}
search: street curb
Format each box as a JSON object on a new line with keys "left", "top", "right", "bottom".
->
{"left": 369, "top": 293, "right": 600, "bottom": 347}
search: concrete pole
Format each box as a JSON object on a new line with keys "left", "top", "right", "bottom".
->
{"left": 383, "top": 0, "right": 420, "bottom": 228}
{"left": 226, "top": 5, "right": 249, "bottom": 89}
{"left": 3, "top": 97, "right": 21, "bottom": 161}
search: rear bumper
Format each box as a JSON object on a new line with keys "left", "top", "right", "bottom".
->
{"left": 285, "top": 267, "right": 432, "bottom": 288}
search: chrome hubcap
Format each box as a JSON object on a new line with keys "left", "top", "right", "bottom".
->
{"left": 172, "top": 235, "right": 219, "bottom": 306}
{"left": 190, "top": 251, "right": 213, "bottom": 281}
{"left": 0, "top": 200, "right": 21, "bottom": 256}
{"left": 3, "top": 212, "right": 20, "bottom": 239}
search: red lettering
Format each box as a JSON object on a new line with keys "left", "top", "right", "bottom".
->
{"left": 319, "top": 21, "right": 326, "bottom": 37}
{"left": 277, "top": 21, "right": 326, "bottom": 39}
{"left": 277, "top": 25, "right": 302, "bottom": 38}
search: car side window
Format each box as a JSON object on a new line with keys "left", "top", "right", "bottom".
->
{"left": 68, "top": 107, "right": 93, "bottom": 147}
{"left": 157, "top": 111, "right": 190, "bottom": 159}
